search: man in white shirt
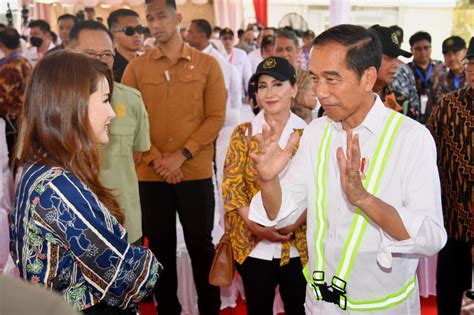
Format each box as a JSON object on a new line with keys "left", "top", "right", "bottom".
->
{"left": 23, "top": 20, "right": 55, "bottom": 66}
{"left": 249, "top": 24, "right": 447, "bottom": 314}
{"left": 187, "top": 19, "right": 242, "bottom": 127}
{"left": 220, "top": 27, "right": 252, "bottom": 97}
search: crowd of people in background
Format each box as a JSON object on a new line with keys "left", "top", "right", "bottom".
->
{"left": 0, "top": 0, "right": 472, "bottom": 314}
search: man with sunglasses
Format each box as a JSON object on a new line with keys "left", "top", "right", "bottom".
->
{"left": 427, "top": 37, "right": 473, "bottom": 315}
{"left": 407, "top": 31, "right": 446, "bottom": 123}
{"left": 107, "top": 9, "right": 145, "bottom": 82}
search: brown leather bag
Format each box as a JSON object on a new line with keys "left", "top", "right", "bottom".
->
{"left": 208, "top": 232, "right": 235, "bottom": 287}
{"left": 209, "top": 123, "right": 252, "bottom": 288}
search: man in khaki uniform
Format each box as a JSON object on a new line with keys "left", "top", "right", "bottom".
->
{"left": 69, "top": 20, "right": 151, "bottom": 245}
{"left": 101, "top": 86, "right": 150, "bottom": 244}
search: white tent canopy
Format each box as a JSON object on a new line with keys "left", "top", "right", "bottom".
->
{"left": 26, "top": 0, "right": 209, "bottom": 5}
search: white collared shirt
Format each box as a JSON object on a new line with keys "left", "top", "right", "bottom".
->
{"left": 203, "top": 44, "right": 242, "bottom": 126}
{"left": 22, "top": 42, "right": 55, "bottom": 67}
{"left": 251, "top": 96, "right": 447, "bottom": 314}
{"left": 248, "top": 49, "right": 263, "bottom": 74}
{"left": 248, "top": 110, "right": 307, "bottom": 261}
{"left": 227, "top": 47, "right": 252, "bottom": 95}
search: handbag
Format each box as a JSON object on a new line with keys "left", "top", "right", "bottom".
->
{"left": 209, "top": 123, "right": 252, "bottom": 287}
{"left": 208, "top": 232, "right": 235, "bottom": 287}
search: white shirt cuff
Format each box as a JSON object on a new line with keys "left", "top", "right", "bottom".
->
{"left": 377, "top": 207, "right": 447, "bottom": 269}
{"left": 249, "top": 191, "right": 301, "bottom": 228}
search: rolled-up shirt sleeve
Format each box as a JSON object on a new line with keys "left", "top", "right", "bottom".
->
{"left": 377, "top": 127, "right": 447, "bottom": 268}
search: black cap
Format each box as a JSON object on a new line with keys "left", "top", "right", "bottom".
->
{"left": 466, "top": 37, "right": 474, "bottom": 59}
{"left": 250, "top": 56, "right": 296, "bottom": 85}
{"left": 370, "top": 25, "right": 412, "bottom": 58}
{"left": 219, "top": 27, "right": 234, "bottom": 38}
{"left": 442, "top": 36, "right": 466, "bottom": 54}
{"left": 389, "top": 25, "right": 403, "bottom": 44}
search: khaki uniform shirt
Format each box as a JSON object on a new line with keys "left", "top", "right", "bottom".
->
{"left": 122, "top": 44, "right": 226, "bottom": 181}
{"left": 100, "top": 82, "right": 150, "bottom": 243}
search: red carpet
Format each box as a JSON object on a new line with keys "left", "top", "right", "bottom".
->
{"left": 140, "top": 295, "right": 438, "bottom": 315}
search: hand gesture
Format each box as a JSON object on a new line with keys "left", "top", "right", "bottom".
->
{"left": 164, "top": 168, "right": 184, "bottom": 184}
{"left": 250, "top": 121, "right": 300, "bottom": 182}
{"left": 153, "top": 151, "right": 186, "bottom": 178}
{"left": 247, "top": 220, "right": 292, "bottom": 242}
{"left": 336, "top": 130, "right": 370, "bottom": 208}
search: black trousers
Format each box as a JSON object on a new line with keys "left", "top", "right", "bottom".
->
{"left": 139, "top": 179, "right": 220, "bottom": 315}
{"left": 436, "top": 237, "right": 472, "bottom": 315}
{"left": 236, "top": 257, "right": 306, "bottom": 315}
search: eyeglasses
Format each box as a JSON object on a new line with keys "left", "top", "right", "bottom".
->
{"left": 83, "top": 50, "right": 115, "bottom": 62}
{"left": 221, "top": 36, "right": 233, "bottom": 41}
{"left": 464, "top": 61, "right": 474, "bottom": 72}
{"left": 113, "top": 25, "right": 146, "bottom": 36}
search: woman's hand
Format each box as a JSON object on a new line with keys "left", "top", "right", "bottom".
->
{"left": 250, "top": 121, "right": 300, "bottom": 183}
{"left": 237, "top": 207, "right": 291, "bottom": 242}
{"left": 247, "top": 220, "right": 292, "bottom": 242}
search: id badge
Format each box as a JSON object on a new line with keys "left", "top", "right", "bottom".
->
{"left": 420, "top": 95, "right": 428, "bottom": 115}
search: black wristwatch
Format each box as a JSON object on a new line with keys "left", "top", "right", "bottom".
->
{"left": 181, "top": 147, "right": 192, "bottom": 160}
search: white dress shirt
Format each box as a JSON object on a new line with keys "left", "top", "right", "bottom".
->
{"left": 248, "top": 110, "right": 307, "bottom": 261}
{"left": 227, "top": 47, "right": 252, "bottom": 95}
{"left": 22, "top": 42, "right": 55, "bottom": 67}
{"left": 248, "top": 48, "right": 263, "bottom": 74}
{"left": 0, "top": 119, "right": 12, "bottom": 272}
{"left": 251, "top": 96, "right": 447, "bottom": 314}
{"left": 203, "top": 44, "right": 242, "bottom": 126}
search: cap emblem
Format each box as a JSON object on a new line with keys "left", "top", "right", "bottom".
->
{"left": 263, "top": 57, "right": 277, "bottom": 69}
{"left": 446, "top": 38, "right": 454, "bottom": 46}
{"left": 391, "top": 32, "right": 399, "bottom": 45}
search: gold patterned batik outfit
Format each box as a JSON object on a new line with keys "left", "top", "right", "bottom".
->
{"left": 222, "top": 123, "right": 308, "bottom": 267}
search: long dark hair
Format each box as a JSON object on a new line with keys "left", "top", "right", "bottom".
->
{"left": 17, "top": 50, "right": 124, "bottom": 224}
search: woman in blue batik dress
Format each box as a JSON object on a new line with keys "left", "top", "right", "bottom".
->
{"left": 10, "top": 50, "right": 162, "bottom": 315}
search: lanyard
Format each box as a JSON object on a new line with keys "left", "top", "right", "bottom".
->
{"left": 0, "top": 52, "right": 20, "bottom": 67}
{"left": 453, "top": 75, "right": 460, "bottom": 89}
{"left": 415, "top": 64, "right": 433, "bottom": 92}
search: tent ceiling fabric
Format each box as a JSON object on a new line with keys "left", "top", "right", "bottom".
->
{"left": 27, "top": 0, "right": 209, "bottom": 5}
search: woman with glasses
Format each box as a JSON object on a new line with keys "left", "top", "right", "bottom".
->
{"left": 10, "top": 51, "right": 161, "bottom": 315}
{"left": 222, "top": 56, "right": 307, "bottom": 315}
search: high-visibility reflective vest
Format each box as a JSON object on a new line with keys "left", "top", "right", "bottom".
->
{"left": 303, "top": 111, "right": 416, "bottom": 311}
